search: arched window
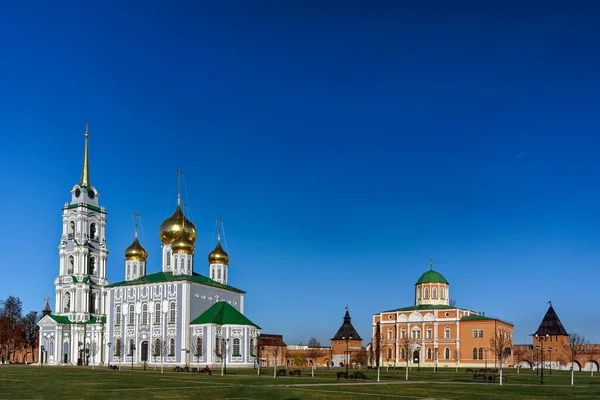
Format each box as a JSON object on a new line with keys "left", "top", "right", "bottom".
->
{"left": 445, "top": 348, "right": 450, "bottom": 360}
{"left": 427, "top": 348, "right": 432, "bottom": 359}
{"left": 115, "top": 305, "right": 121, "bottom": 324}
{"left": 133, "top": 263, "right": 137, "bottom": 276}
{"left": 432, "top": 288, "right": 437, "bottom": 298}
{"left": 473, "top": 348, "right": 477, "bottom": 360}
{"left": 387, "top": 348, "right": 392, "bottom": 360}
{"left": 211, "top": 269, "right": 214, "bottom": 280}
{"left": 440, "top": 287, "right": 445, "bottom": 299}
{"left": 478, "top": 348, "right": 483, "bottom": 360}
{"left": 49, "top": 341, "right": 54, "bottom": 356}
{"left": 424, "top": 288, "right": 429, "bottom": 299}
{"left": 417, "top": 288, "right": 421, "bottom": 300}
{"left": 223, "top": 270, "right": 226, "bottom": 282}
{"left": 64, "top": 292, "right": 71, "bottom": 312}
{"left": 155, "top": 302, "right": 161, "bottom": 324}
{"left": 69, "top": 221, "right": 75, "bottom": 237}
{"left": 401, "top": 348, "right": 405, "bottom": 360}
{"left": 129, "top": 339, "right": 134, "bottom": 356}
{"left": 169, "top": 301, "right": 176, "bottom": 323}
{"left": 232, "top": 338, "right": 240, "bottom": 355}
{"left": 169, "top": 338, "right": 175, "bottom": 355}
{"left": 154, "top": 339, "right": 161, "bottom": 357}
{"left": 115, "top": 339, "right": 122, "bottom": 356}
{"left": 142, "top": 304, "right": 148, "bottom": 324}
{"left": 126, "top": 265, "right": 130, "bottom": 277}
{"left": 90, "top": 223, "right": 97, "bottom": 239}
{"left": 90, "top": 292, "right": 97, "bottom": 314}
{"left": 196, "top": 337, "right": 203, "bottom": 358}
{"left": 218, "top": 269, "right": 221, "bottom": 280}
{"left": 68, "top": 256, "right": 74, "bottom": 274}
{"left": 89, "top": 257, "right": 96, "bottom": 275}
{"left": 129, "top": 304, "right": 135, "bottom": 325}
{"left": 187, "top": 258, "right": 191, "bottom": 271}
{"left": 166, "top": 251, "right": 171, "bottom": 267}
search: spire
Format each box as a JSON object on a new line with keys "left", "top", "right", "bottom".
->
{"left": 43, "top": 297, "right": 52, "bottom": 317}
{"left": 132, "top": 212, "right": 140, "bottom": 239}
{"left": 430, "top": 257, "right": 433, "bottom": 270}
{"left": 175, "top": 168, "right": 184, "bottom": 206}
{"left": 216, "top": 216, "right": 222, "bottom": 242}
{"left": 80, "top": 124, "right": 90, "bottom": 188}
{"left": 332, "top": 306, "right": 362, "bottom": 341}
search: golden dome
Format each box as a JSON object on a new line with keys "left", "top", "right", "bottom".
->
{"left": 159, "top": 205, "right": 197, "bottom": 244}
{"left": 124, "top": 237, "right": 148, "bottom": 261}
{"left": 208, "top": 240, "right": 229, "bottom": 265}
{"left": 172, "top": 231, "right": 195, "bottom": 254}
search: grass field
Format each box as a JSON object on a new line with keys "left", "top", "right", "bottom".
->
{"left": 1, "top": 365, "right": 598, "bottom": 399}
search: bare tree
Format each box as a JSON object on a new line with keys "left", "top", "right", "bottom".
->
{"left": 399, "top": 336, "right": 414, "bottom": 381}
{"left": 21, "top": 311, "right": 38, "bottom": 364}
{"left": 0, "top": 296, "right": 23, "bottom": 363}
{"left": 305, "top": 338, "right": 326, "bottom": 377}
{"left": 489, "top": 328, "right": 512, "bottom": 385}
{"left": 88, "top": 341, "right": 100, "bottom": 369}
{"left": 354, "top": 348, "right": 368, "bottom": 367}
{"left": 564, "top": 333, "right": 586, "bottom": 385}
{"left": 271, "top": 346, "right": 280, "bottom": 378}
{"left": 190, "top": 337, "right": 202, "bottom": 369}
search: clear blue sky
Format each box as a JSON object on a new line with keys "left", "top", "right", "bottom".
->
{"left": 1, "top": 1, "right": 599, "bottom": 345}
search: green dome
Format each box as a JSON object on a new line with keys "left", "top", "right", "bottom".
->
{"left": 416, "top": 270, "right": 448, "bottom": 285}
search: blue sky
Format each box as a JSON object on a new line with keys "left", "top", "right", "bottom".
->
{"left": 1, "top": 1, "right": 599, "bottom": 345}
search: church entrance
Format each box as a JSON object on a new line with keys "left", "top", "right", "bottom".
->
{"left": 141, "top": 341, "right": 148, "bottom": 362}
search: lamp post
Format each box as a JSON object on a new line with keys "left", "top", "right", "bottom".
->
{"left": 416, "top": 346, "right": 421, "bottom": 372}
{"left": 40, "top": 346, "right": 45, "bottom": 367}
{"left": 256, "top": 334, "right": 261, "bottom": 376}
{"left": 535, "top": 333, "right": 549, "bottom": 384}
{"left": 107, "top": 342, "right": 112, "bottom": 369}
{"left": 547, "top": 347, "right": 552, "bottom": 375}
{"left": 341, "top": 335, "right": 352, "bottom": 377}
{"left": 224, "top": 339, "right": 229, "bottom": 375}
{"left": 485, "top": 348, "right": 489, "bottom": 369}
{"left": 434, "top": 348, "right": 438, "bottom": 373}
{"left": 130, "top": 342, "right": 136, "bottom": 370}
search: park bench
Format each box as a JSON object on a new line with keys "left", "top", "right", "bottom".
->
{"left": 336, "top": 371, "right": 348, "bottom": 380}
{"left": 350, "top": 371, "right": 367, "bottom": 381}
{"left": 289, "top": 369, "right": 301, "bottom": 376}
{"left": 108, "top": 364, "right": 119, "bottom": 370}
{"left": 277, "top": 368, "right": 287, "bottom": 377}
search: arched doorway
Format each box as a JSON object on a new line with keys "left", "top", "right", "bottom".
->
{"left": 141, "top": 341, "right": 148, "bottom": 362}
{"left": 413, "top": 350, "right": 420, "bottom": 363}
{"left": 63, "top": 342, "right": 69, "bottom": 364}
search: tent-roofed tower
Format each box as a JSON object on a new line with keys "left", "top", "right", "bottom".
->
{"left": 534, "top": 302, "right": 568, "bottom": 337}
{"left": 331, "top": 307, "right": 362, "bottom": 367}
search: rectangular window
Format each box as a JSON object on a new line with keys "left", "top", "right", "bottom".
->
{"left": 472, "top": 330, "right": 477, "bottom": 338}
{"left": 444, "top": 329, "right": 450, "bottom": 339}
{"left": 426, "top": 329, "right": 432, "bottom": 339}
{"left": 387, "top": 330, "right": 393, "bottom": 340}
{"left": 478, "top": 330, "right": 484, "bottom": 338}
{"left": 400, "top": 331, "right": 406, "bottom": 339}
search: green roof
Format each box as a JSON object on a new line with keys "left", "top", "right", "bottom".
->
{"left": 107, "top": 271, "right": 245, "bottom": 293}
{"left": 416, "top": 270, "right": 448, "bottom": 285}
{"left": 66, "top": 203, "right": 104, "bottom": 213}
{"left": 461, "top": 314, "right": 514, "bottom": 326}
{"left": 48, "top": 315, "right": 72, "bottom": 324}
{"left": 190, "top": 301, "right": 260, "bottom": 328}
{"left": 380, "top": 304, "right": 455, "bottom": 313}
{"left": 46, "top": 315, "right": 107, "bottom": 325}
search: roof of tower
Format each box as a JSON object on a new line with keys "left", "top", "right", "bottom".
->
{"left": 42, "top": 301, "right": 52, "bottom": 317}
{"left": 208, "top": 240, "right": 229, "bottom": 265}
{"left": 190, "top": 301, "right": 260, "bottom": 328}
{"left": 534, "top": 304, "right": 568, "bottom": 336}
{"left": 124, "top": 237, "right": 148, "bottom": 260}
{"left": 159, "top": 205, "right": 197, "bottom": 244}
{"left": 331, "top": 309, "right": 362, "bottom": 341}
{"left": 415, "top": 269, "right": 449, "bottom": 285}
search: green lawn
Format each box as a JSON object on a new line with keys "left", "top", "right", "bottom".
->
{"left": 0, "top": 365, "right": 598, "bottom": 399}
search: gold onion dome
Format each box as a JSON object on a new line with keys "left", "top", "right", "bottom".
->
{"left": 159, "top": 205, "right": 197, "bottom": 244}
{"left": 208, "top": 240, "right": 229, "bottom": 265}
{"left": 124, "top": 237, "right": 148, "bottom": 261}
{"left": 171, "top": 231, "right": 195, "bottom": 254}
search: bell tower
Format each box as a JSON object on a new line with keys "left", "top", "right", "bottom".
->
{"left": 55, "top": 125, "right": 109, "bottom": 322}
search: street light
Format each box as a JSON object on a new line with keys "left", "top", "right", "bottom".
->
{"left": 107, "top": 342, "right": 112, "bottom": 369}
{"left": 547, "top": 347, "right": 552, "bottom": 375}
{"left": 341, "top": 335, "right": 352, "bottom": 377}
{"left": 130, "top": 342, "right": 136, "bottom": 370}
{"left": 535, "top": 333, "right": 549, "bottom": 384}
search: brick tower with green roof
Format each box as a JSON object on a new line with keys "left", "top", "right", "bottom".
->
{"left": 414, "top": 259, "right": 450, "bottom": 307}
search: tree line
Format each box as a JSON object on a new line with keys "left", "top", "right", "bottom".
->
{"left": 0, "top": 296, "right": 39, "bottom": 363}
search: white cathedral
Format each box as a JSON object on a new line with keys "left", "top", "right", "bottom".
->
{"left": 37, "top": 128, "right": 261, "bottom": 368}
